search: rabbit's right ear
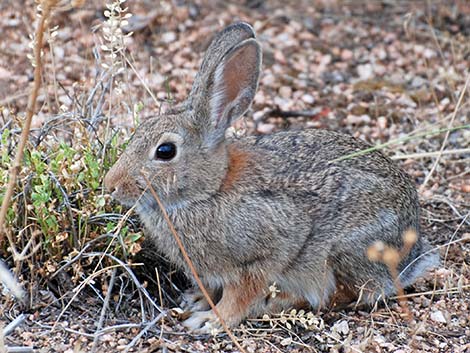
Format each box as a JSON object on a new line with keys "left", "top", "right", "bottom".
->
{"left": 189, "top": 22, "right": 256, "bottom": 100}
{"left": 189, "top": 24, "right": 261, "bottom": 147}
{"left": 208, "top": 39, "right": 261, "bottom": 131}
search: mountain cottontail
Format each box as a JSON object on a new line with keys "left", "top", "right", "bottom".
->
{"left": 105, "top": 22, "right": 439, "bottom": 333}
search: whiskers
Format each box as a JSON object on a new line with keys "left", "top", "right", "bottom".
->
{"left": 136, "top": 169, "right": 187, "bottom": 216}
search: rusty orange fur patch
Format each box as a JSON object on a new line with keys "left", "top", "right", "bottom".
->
{"left": 220, "top": 146, "right": 250, "bottom": 192}
{"left": 235, "top": 273, "right": 265, "bottom": 310}
{"left": 216, "top": 273, "right": 265, "bottom": 324}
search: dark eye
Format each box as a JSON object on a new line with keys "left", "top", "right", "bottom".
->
{"left": 155, "top": 142, "right": 177, "bottom": 160}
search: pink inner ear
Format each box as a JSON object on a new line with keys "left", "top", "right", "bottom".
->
{"left": 213, "top": 44, "right": 258, "bottom": 125}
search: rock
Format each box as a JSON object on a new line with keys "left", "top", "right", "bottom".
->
{"left": 430, "top": 310, "right": 447, "bottom": 324}
{"left": 252, "top": 110, "right": 265, "bottom": 121}
{"left": 273, "top": 96, "right": 292, "bottom": 109}
{"left": 341, "top": 49, "right": 353, "bottom": 61}
{"left": 257, "top": 123, "right": 275, "bottom": 134}
{"left": 322, "top": 71, "right": 346, "bottom": 84}
{"left": 274, "top": 50, "right": 287, "bottom": 64}
{"left": 411, "top": 76, "right": 427, "bottom": 88}
{"left": 357, "top": 64, "right": 374, "bottom": 80}
{"left": 162, "top": 31, "right": 177, "bottom": 43}
{"left": 332, "top": 320, "right": 350, "bottom": 335}
{"left": 301, "top": 94, "right": 315, "bottom": 104}
{"left": 0, "top": 67, "right": 13, "bottom": 80}
{"left": 440, "top": 97, "right": 450, "bottom": 109}
{"left": 423, "top": 48, "right": 436, "bottom": 59}
{"left": 377, "top": 116, "right": 387, "bottom": 130}
{"left": 262, "top": 73, "right": 276, "bottom": 86}
{"left": 279, "top": 86, "right": 292, "bottom": 99}
{"left": 397, "top": 94, "right": 417, "bottom": 108}
{"left": 346, "top": 114, "right": 371, "bottom": 125}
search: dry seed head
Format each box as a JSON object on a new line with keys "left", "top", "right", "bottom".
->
{"left": 367, "top": 241, "right": 385, "bottom": 262}
{"left": 383, "top": 247, "right": 400, "bottom": 268}
{"left": 268, "top": 282, "right": 280, "bottom": 298}
{"left": 403, "top": 229, "right": 418, "bottom": 246}
{"left": 101, "top": 0, "right": 132, "bottom": 72}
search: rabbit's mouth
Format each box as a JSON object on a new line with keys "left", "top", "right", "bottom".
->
{"left": 136, "top": 189, "right": 191, "bottom": 217}
{"left": 111, "top": 193, "right": 141, "bottom": 209}
{"left": 109, "top": 183, "right": 147, "bottom": 209}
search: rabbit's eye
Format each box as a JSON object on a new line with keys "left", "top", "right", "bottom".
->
{"left": 155, "top": 143, "right": 177, "bottom": 160}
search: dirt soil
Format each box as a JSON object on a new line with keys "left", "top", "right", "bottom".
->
{"left": 1, "top": 0, "right": 470, "bottom": 352}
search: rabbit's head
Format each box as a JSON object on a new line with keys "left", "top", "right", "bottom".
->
{"left": 104, "top": 23, "right": 262, "bottom": 210}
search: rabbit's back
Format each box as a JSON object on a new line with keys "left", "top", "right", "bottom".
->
{"left": 229, "top": 128, "right": 421, "bottom": 249}
{"left": 222, "top": 129, "right": 436, "bottom": 302}
{"left": 230, "top": 128, "right": 418, "bottom": 217}
{"left": 137, "top": 128, "right": 433, "bottom": 307}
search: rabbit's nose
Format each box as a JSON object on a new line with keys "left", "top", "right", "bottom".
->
{"left": 106, "top": 183, "right": 117, "bottom": 194}
{"left": 104, "top": 167, "right": 119, "bottom": 194}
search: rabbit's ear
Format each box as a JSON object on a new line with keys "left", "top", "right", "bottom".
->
{"left": 209, "top": 39, "right": 261, "bottom": 131}
{"left": 190, "top": 22, "right": 255, "bottom": 100}
{"left": 193, "top": 38, "right": 261, "bottom": 146}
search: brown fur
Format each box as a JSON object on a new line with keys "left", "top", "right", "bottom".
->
{"left": 217, "top": 273, "right": 266, "bottom": 326}
{"left": 103, "top": 162, "right": 141, "bottom": 202}
{"left": 220, "top": 146, "right": 250, "bottom": 192}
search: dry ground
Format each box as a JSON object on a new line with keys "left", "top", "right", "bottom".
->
{"left": 1, "top": 0, "right": 469, "bottom": 352}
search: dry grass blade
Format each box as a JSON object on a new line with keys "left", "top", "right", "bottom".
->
{"left": 141, "top": 172, "right": 248, "bottom": 353}
{"left": 391, "top": 148, "right": 470, "bottom": 160}
{"left": 0, "top": 0, "right": 59, "bottom": 246}
{"left": 419, "top": 73, "right": 470, "bottom": 191}
{"left": 52, "top": 252, "right": 163, "bottom": 332}
{"left": 329, "top": 123, "right": 470, "bottom": 164}
{"left": 91, "top": 268, "right": 117, "bottom": 353}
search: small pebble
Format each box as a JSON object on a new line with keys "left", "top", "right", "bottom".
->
{"left": 430, "top": 310, "right": 447, "bottom": 324}
{"left": 279, "top": 86, "right": 292, "bottom": 99}
{"left": 257, "top": 123, "right": 275, "bottom": 134}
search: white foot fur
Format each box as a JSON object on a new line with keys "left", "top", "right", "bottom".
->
{"left": 182, "top": 310, "right": 221, "bottom": 334}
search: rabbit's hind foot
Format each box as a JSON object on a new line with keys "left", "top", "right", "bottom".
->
{"left": 182, "top": 273, "right": 266, "bottom": 333}
{"left": 180, "top": 287, "right": 219, "bottom": 312}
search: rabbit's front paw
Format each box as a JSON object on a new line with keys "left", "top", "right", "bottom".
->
{"left": 181, "top": 289, "right": 210, "bottom": 312}
{"left": 182, "top": 310, "right": 221, "bottom": 334}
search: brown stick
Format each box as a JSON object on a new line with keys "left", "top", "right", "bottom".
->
{"left": 267, "top": 107, "right": 324, "bottom": 119}
{"left": 0, "top": 1, "right": 58, "bottom": 246}
{"left": 141, "top": 173, "right": 247, "bottom": 353}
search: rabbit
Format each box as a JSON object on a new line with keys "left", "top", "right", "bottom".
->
{"left": 104, "top": 22, "right": 439, "bottom": 333}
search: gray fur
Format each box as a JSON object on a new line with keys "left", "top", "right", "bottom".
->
{"left": 104, "top": 22, "right": 439, "bottom": 332}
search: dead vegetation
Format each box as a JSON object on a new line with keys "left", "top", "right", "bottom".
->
{"left": 0, "top": 0, "right": 469, "bottom": 352}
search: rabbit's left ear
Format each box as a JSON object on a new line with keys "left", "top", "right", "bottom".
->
{"left": 206, "top": 38, "right": 261, "bottom": 145}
